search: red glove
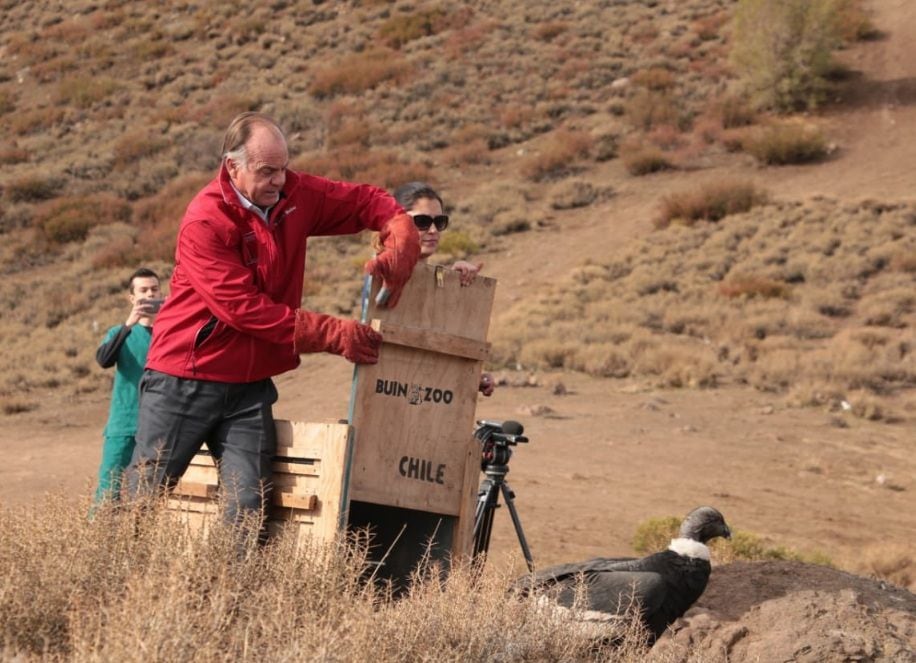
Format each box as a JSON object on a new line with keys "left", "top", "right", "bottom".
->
{"left": 364, "top": 213, "right": 420, "bottom": 308}
{"left": 293, "top": 310, "right": 382, "bottom": 364}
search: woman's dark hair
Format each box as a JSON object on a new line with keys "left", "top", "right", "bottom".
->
{"left": 392, "top": 181, "right": 443, "bottom": 212}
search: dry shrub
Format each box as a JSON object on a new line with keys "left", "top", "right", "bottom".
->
{"left": 5, "top": 174, "right": 62, "bottom": 203}
{"left": 187, "top": 92, "right": 263, "bottom": 129}
{"left": 890, "top": 250, "right": 916, "bottom": 273}
{"left": 91, "top": 231, "right": 138, "bottom": 271}
{"left": 377, "top": 7, "right": 471, "bottom": 49}
{"left": 533, "top": 21, "right": 568, "bottom": 42}
{"left": 519, "top": 130, "right": 591, "bottom": 182}
{"left": 568, "top": 343, "right": 631, "bottom": 378}
{"left": 631, "top": 67, "right": 675, "bottom": 91}
{"left": 55, "top": 75, "right": 119, "bottom": 109}
{"left": 0, "top": 143, "right": 29, "bottom": 164}
{"left": 719, "top": 275, "right": 791, "bottom": 300}
{"left": 327, "top": 118, "right": 372, "bottom": 149}
{"left": 551, "top": 180, "right": 598, "bottom": 210}
{"left": 692, "top": 11, "right": 729, "bottom": 41}
{"left": 620, "top": 143, "right": 672, "bottom": 176}
{"left": 443, "top": 20, "right": 494, "bottom": 58}
{"left": 112, "top": 129, "right": 169, "bottom": 165}
{"left": 133, "top": 172, "right": 212, "bottom": 262}
{"left": 8, "top": 106, "right": 66, "bottom": 135}
{"left": 858, "top": 287, "right": 915, "bottom": 328}
{"left": 444, "top": 138, "right": 490, "bottom": 167}
{"left": 293, "top": 148, "right": 431, "bottom": 190}
{"left": 657, "top": 180, "right": 768, "bottom": 228}
{"left": 853, "top": 544, "right": 914, "bottom": 590}
{"left": 0, "top": 89, "right": 15, "bottom": 115}
{"left": 499, "top": 104, "right": 535, "bottom": 130}
{"left": 625, "top": 89, "right": 680, "bottom": 131}
{"left": 742, "top": 121, "right": 829, "bottom": 165}
{"left": 34, "top": 194, "right": 131, "bottom": 244}
{"left": 714, "top": 95, "right": 758, "bottom": 129}
{"left": 309, "top": 49, "right": 410, "bottom": 99}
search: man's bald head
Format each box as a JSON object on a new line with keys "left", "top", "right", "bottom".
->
{"left": 223, "top": 112, "right": 289, "bottom": 208}
{"left": 222, "top": 112, "right": 286, "bottom": 169}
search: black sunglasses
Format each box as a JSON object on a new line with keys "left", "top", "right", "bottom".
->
{"left": 411, "top": 214, "right": 449, "bottom": 232}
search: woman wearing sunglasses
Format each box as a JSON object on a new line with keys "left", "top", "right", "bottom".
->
{"left": 391, "top": 181, "right": 494, "bottom": 396}
{"left": 393, "top": 181, "right": 484, "bottom": 287}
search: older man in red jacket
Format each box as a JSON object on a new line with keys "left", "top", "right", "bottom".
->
{"left": 126, "top": 112, "right": 419, "bottom": 538}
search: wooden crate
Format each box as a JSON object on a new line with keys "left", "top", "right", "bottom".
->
{"left": 347, "top": 263, "right": 495, "bottom": 582}
{"left": 168, "top": 263, "right": 496, "bottom": 583}
{"left": 169, "top": 420, "right": 352, "bottom": 544}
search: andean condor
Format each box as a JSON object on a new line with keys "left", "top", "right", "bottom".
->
{"left": 516, "top": 506, "right": 732, "bottom": 644}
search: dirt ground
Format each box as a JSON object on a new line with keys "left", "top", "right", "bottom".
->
{"left": 1, "top": 0, "right": 914, "bottom": 659}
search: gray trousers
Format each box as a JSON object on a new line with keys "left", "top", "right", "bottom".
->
{"left": 127, "top": 370, "right": 278, "bottom": 532}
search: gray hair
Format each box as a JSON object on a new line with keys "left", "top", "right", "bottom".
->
{"left": 221, "top": 111, "right": 284, "bottom": 168}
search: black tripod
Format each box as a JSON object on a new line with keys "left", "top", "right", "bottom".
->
{"left": 471, "top": 420, "right": 534, "bottom": 572}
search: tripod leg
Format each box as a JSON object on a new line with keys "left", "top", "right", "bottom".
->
{"left": 472, "top": 479, "right": 500, "bottom": 559}
{"left": 499, "top": 481, "right": 535, "bottom": 572}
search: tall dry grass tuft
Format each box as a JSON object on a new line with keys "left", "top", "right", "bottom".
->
{"left": 0, "top": 494, "right": 654, "bottom": 661}
{"left": 657, "top": 180, "right": 767, "bottom": 228}
{"left": 741, "top": 121, "right": 829, "bottom": 165}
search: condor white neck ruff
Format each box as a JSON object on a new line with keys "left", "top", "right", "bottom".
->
{"left": 668, "top": 538, "right": 710, "bottom": 560}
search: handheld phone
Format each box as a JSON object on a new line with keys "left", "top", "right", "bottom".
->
{"left": 140, "top": 298, "right": 163, "bottom": 314}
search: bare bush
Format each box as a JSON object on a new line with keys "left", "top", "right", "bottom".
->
{"left": 658, "top": 180, "right": 767, "bottom": 228}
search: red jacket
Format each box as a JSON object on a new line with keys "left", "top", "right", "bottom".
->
{"left": 146, "top": 165, "right": 402, "bottom": 383}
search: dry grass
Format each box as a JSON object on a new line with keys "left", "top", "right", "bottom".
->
{"left": 0, "top": 494, "right": 657, "bottom": 662}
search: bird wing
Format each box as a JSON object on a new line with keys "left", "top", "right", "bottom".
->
{"left": 555, "top": 569, "right": 666, "bottom": 615}
{"left": 518, "top": 556, "right": 639, "bottom": 592}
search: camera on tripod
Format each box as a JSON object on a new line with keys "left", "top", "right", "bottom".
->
{"left": 471, "top": 418, "right": 534, "bottom": 570}
{"left": 474, "top": 419, "right": 528, "bottom": 469}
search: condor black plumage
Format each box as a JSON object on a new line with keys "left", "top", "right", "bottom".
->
{"left": 518, "top": 506, "right": 731, "bottom": 644}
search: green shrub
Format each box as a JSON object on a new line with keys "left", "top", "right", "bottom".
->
{"left": 743, "top": 122, "right": 829, "bottom": 165}
{"left": 632, "top": 516, "right": 680, "bottom": 554}
{"left": 731, "top": 0, "right": 846, "bottom": 111}
{"left": 632, "top": 515, "right": 832, "bottom": 566}
{"left": 437, "top": 230, "right": 479, "bottom": 259}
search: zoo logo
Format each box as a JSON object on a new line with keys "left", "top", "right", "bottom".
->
{"left": 375, "top": 379, "right": 454, "bottom": 406}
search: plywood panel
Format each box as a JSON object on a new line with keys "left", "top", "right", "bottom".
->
{"left": 350, "top": 263, "right": 494, "bottom": 522}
